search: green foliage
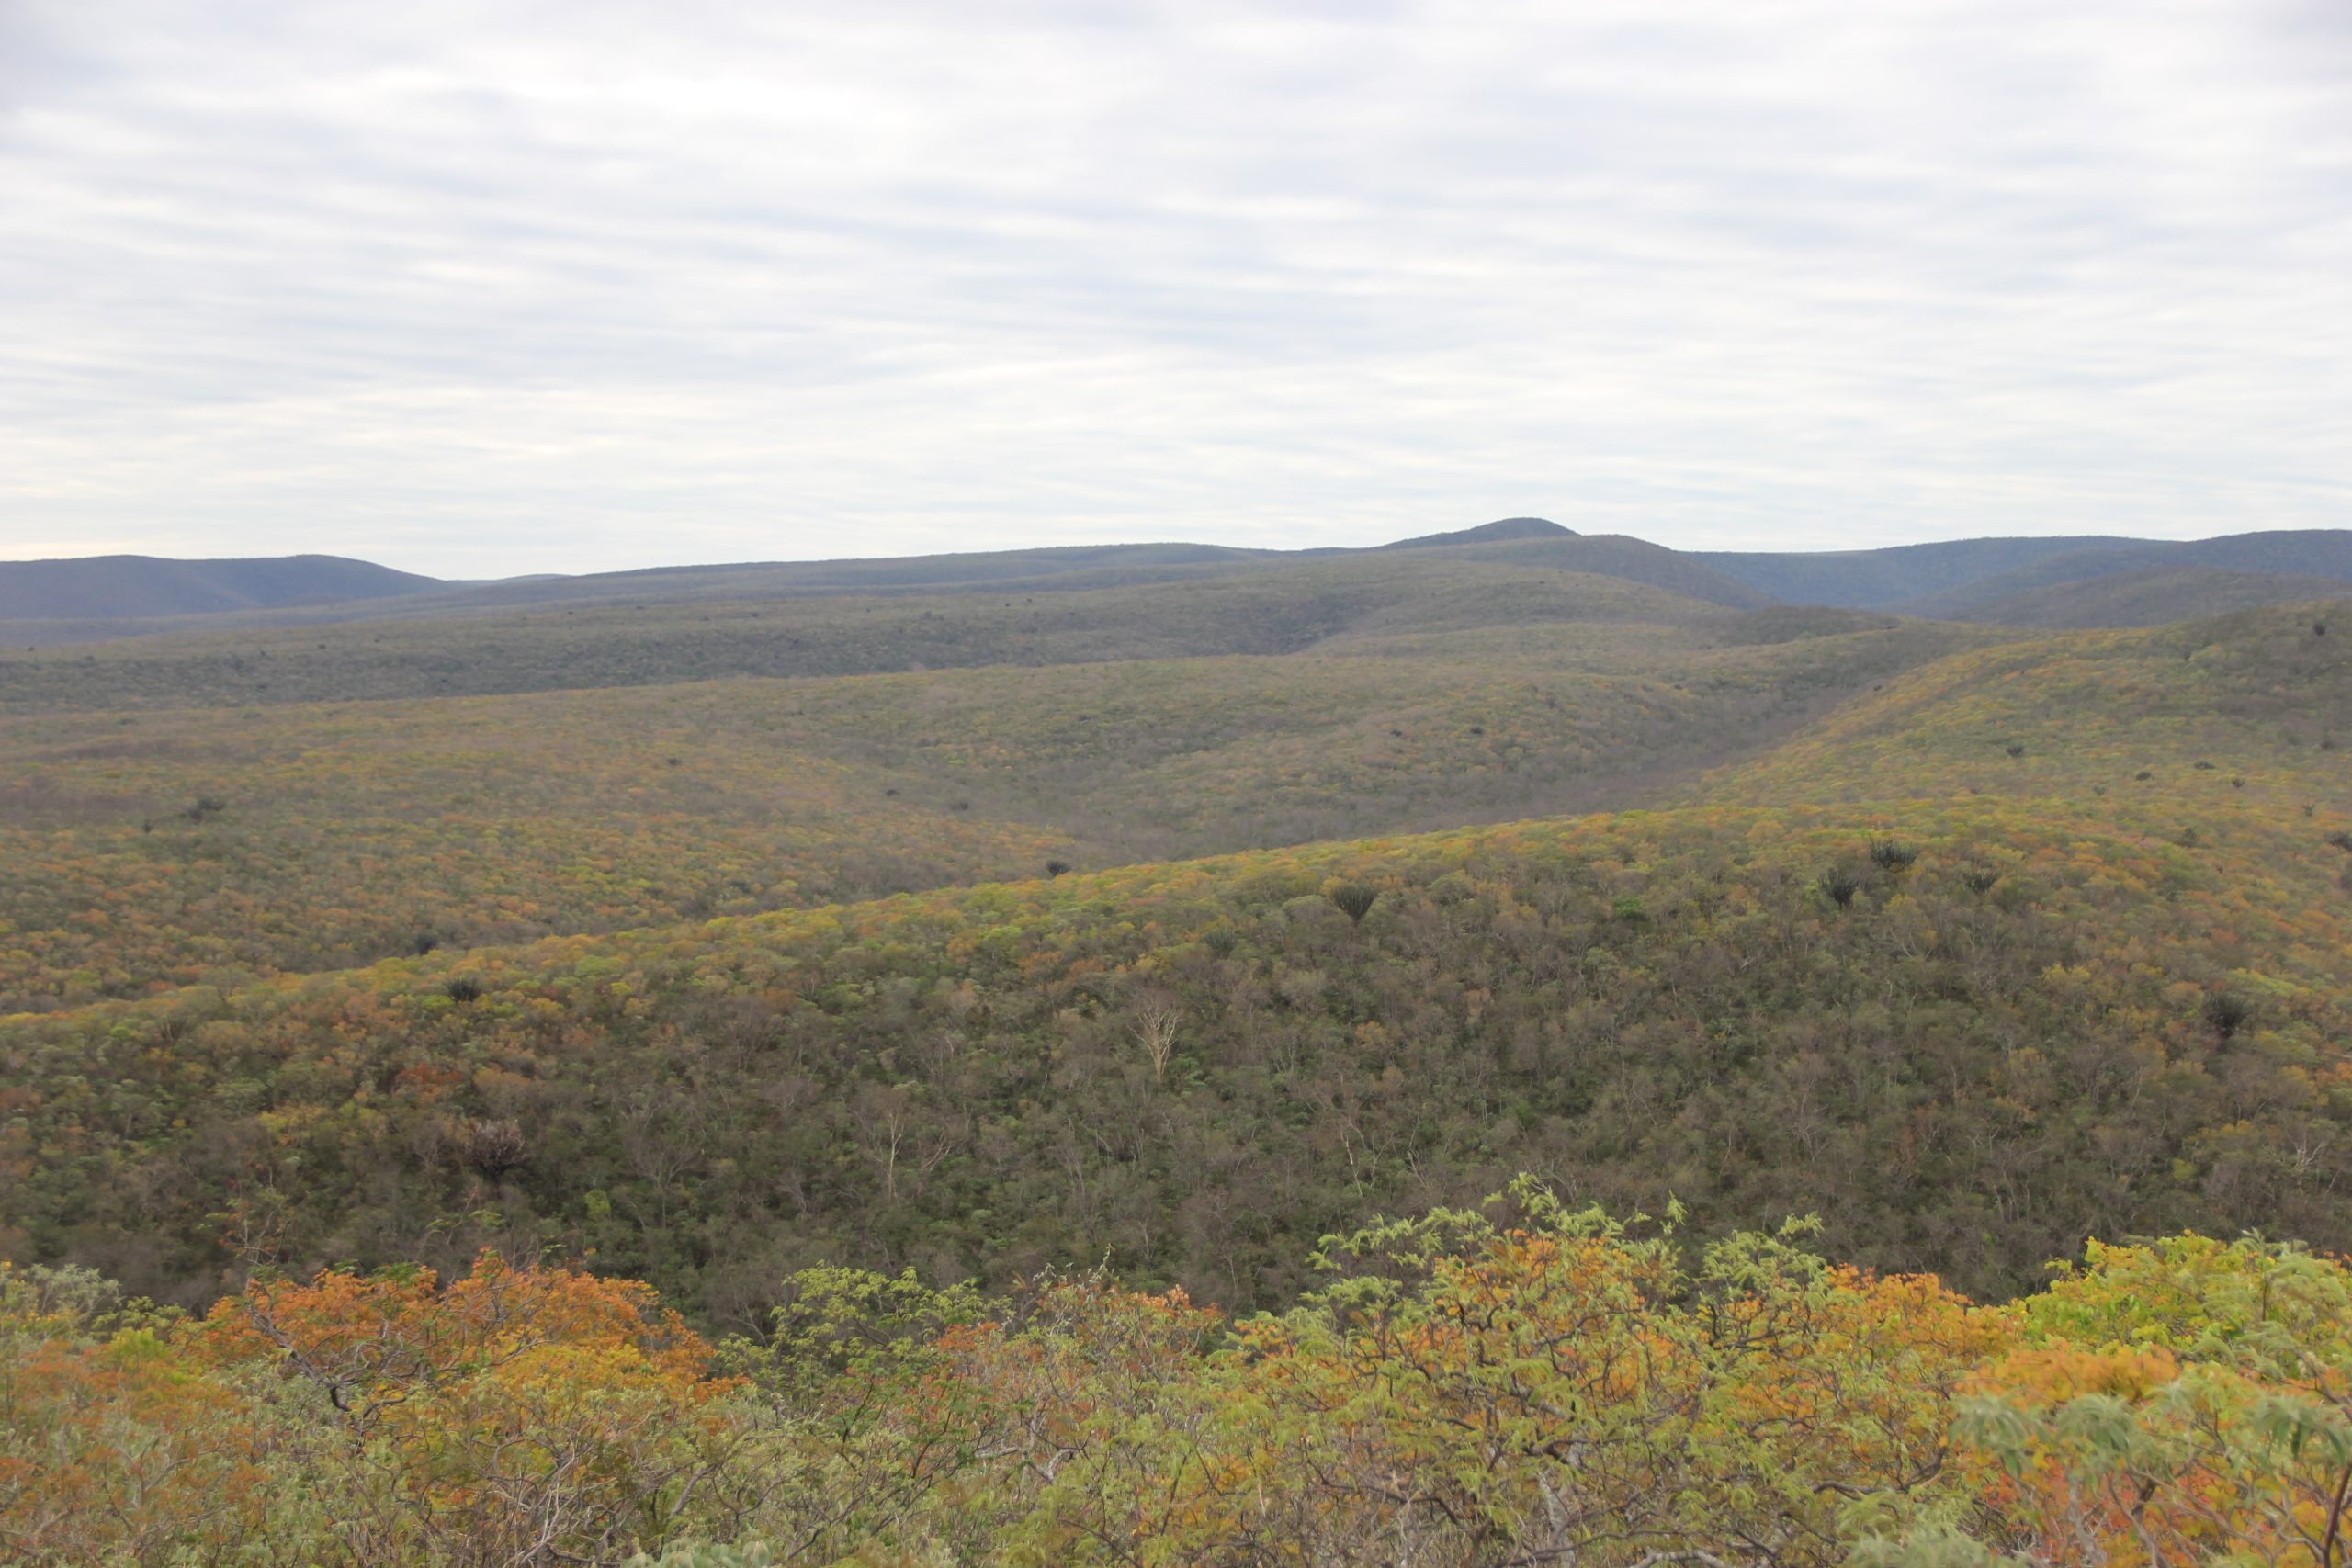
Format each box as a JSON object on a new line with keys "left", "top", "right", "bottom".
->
{"left": 1871, "top": 838, "right": 1919, "bottom": 870}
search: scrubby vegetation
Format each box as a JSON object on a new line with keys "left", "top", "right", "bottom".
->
{"left": 13, "top": 1201, "right": 2352, "bottom": 1565}
{"left": 5, "top": 567, "right": 2352, "bottom": 1562}
{"left": 0, "top": 556, "right": 1738, "bottom": 712}
{"left": 0, "top": 615, "right": 1983, "bottom": 1010}
{"left": 10, "top": 788, "right": 2349, "bottom": 1326}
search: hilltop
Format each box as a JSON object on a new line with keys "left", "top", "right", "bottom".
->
{"left": 1375, "top": 515, "right": 1576, "bottom": 548}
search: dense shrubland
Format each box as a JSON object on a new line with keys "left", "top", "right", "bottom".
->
{"left": 7, "top": 792, "right": 2349, "bottom": 1325}
{"left": 13, "top": 1194, "right": 2352, "bottom": 1565}
{"left": 6, "top": 597, "right": 2352, "bottom": 1562}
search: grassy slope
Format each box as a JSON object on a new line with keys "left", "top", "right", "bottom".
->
{"left": 5, "top": 604, "right": 2347, "bottom": 1323}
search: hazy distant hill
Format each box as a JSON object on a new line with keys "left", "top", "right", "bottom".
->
{"left": 14, "top": 525, "right": 2352, "bottom": 647}
{"left": 1892, "top": 529, "right": 2352, "bottom": 618}
{"left": 1955, "top": 567, "right": 2352, "bottom": 628}
{"left": 0, "top": 554, "right": 442, "bottom": 620}
{"left": 1692, "top": 529, "right": 2352, "bottom": 617}
{"left": 1693, "top": 536, "right": 2137, "bottom": 607}
{"left": 0, "top": 523, "right": 1761, "bottom": 645}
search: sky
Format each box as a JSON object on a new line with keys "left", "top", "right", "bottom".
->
{"left": 2, "top": 1, "right": 2347, "bottom": 578}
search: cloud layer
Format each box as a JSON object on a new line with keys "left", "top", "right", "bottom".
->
{"left": 3, "top": 0, "right": 2346, "bottom": 574}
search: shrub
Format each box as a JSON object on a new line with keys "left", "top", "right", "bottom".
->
{"left": 2204, "top": 993, "right": 2252, "bottom": 1041}
{"left": 456, "top": 1118, "right": 529, "bottom": 1179}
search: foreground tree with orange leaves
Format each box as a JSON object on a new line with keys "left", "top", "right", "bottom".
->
{"left": 3, "top": 1252, "right": 766, "bottom": 1564}
{"left": 1898, "top": 1234, "right": 2352, "bottom": 1567}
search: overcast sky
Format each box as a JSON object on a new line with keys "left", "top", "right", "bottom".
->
{"left": 3, "top": 1, "right": 2347, "bottom": 576}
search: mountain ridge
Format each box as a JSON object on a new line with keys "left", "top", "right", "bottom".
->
{"left": 12, "top": 525, "right": 2352, "bottom": 644}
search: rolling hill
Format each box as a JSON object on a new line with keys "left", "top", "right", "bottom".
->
{"left": 5, "top": 599, "right": 2346, "bottom": 1324}
{"left": 0, "top": 553, "right": 1757, "bottom": 713}
{"left": 0, "top": 574, "right": 1987, "bottom": 1012}
{"left": 14, "top": 525, "right": 2352, "bottom": 656}
{"left": 1957, "top": 565, "right": 2352, "bottom": 627}
{"left": 1892, "top": 528, "right": 2352, "bottom": 618}
{"left": 0, "top": 521, "right": 1770, "bottom": 648}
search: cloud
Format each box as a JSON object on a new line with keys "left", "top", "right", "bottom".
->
{"left": 0, "top": 0, "right": 2345, "bottom": 574}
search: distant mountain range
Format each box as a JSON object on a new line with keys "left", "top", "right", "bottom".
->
{"left": 5, "top": 522, "right": 2347, "bottom": 645}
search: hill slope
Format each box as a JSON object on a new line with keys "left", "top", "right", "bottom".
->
{"left": 0, "top": 555, "right": 1748, "bottom": 713}
{"left": 5, "top": 604, "right": 2346, "bottom": 1320}
{"left": 0, "top": 597, "right": 1985, "bottom": 1011}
